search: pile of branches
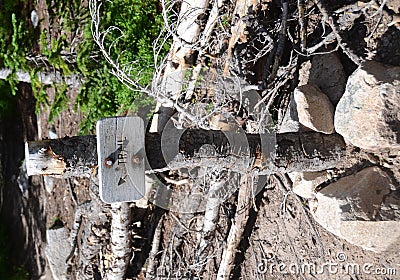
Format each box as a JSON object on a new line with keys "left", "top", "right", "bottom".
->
{"left": 66, "top": 0, "right": 388, "bottom": 279}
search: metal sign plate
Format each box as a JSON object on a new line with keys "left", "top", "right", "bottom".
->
{"left": 97, "top": 116, "right": 145, "bottom": 203}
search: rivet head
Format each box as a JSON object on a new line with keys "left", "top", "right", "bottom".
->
{"left": 132, "top": 155, "right": 141, "bottom": 164}
{"left": 104, "top": 158, "right": 114, "bottom": 168}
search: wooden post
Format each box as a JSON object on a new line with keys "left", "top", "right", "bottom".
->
{"left": 26, "top": 130, "right": 346, "bottom": 177}
{"left": 25, "top": 117, "right": 347, "bottom": 202}
{"left": 25, "top": 135, "right": 97, "bottom": 177}
{"left": 144, "top": 129, "right": 346, "bottom": 174}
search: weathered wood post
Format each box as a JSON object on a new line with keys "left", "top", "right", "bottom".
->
{"left": 25, "top": 116, "right": 347, "bottom": 203}
{"left": 25, "top": 135, "right": 97, "bottom": 177}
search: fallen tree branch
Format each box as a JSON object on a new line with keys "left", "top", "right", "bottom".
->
{"left": 194, "top": 174, "right": 222, "bottom": 272}
{"left": 145, "top": 214, "right": 164, "bottom": 278}
{"left": 266, "top": 0, "right": 289, "bottom": 84}
{"left": 26, "top": 131, "right": 348, "bottom": 177}
{"left": 216, "top": 174, "right": 252, "bottom": 279}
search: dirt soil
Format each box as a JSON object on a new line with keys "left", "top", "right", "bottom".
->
{"left": 1, "top": 0, "right": 400, "bottom": 279}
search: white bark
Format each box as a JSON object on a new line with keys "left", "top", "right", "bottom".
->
{"left": 145, "top": 215, "right": 164, "bottom": 278}
{"left": 151, "top": 0, "right": 210, "bottom": 131}
{"left": 195, "top": 180, "right": 221, "bottom": 266}
{"left": 200, "top": 0, "right": 224, "bottom": 47}
{"left": 0, "top": 67, "right": 83, "bottom": 87}
{"left": 106, "top": 202, "right": 131, "bottom": 280}
{"left": 177, "top": 0, "right": 210, "bottom": 44}
{"left": 223, "top": 0, "right": 259, "bottom": 75}
{"left": 217, "top": 174, "right": 252, "bottom": 280}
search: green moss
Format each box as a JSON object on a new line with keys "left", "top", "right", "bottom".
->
{"left": 76, "top": 0, "right": 168, "bottom": 133}
{"left": 0, "top": 0, "right": 168, "bottom": 133}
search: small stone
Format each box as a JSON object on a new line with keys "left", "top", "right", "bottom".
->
{"left": 294, "top": 84, "right": 335, "bottom": 134}
{"left": 288, "top": 171, "right": 328, "bottom": 199}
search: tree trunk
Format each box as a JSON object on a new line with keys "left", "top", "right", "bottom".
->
{"left": 106, "top": 202, "right": 131, "bottom": 280}
{"left": 25, "top": 130, "right": 346, "bottom": 177}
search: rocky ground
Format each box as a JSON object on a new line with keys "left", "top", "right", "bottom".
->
{"left": 1, "top": 0, "right": 400, "bottom": 279}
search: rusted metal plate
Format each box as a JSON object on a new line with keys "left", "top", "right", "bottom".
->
{"left": 97, "top": 116, "right": 145, "bottom": 203}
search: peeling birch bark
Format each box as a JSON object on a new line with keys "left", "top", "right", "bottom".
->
{"left": 106, "top": 202, "right": 131, "bottom": 280}
{"left": 151, "top": 0, "right": 210, "bottom": 131}
{"left": 216, "top": 174, "right": 252, "bottom": 279}
{"left": 177, "top": 0, "right": 210, "bottom": 44}
{"left": 223, "top": 0, "right": 259, "bottom": 75}
{"left": 0, "top": 67, "right": 83, "bottom": 87}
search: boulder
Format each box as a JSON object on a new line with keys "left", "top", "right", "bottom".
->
{"left": 334, "top": 60, "right": 400, "bottom": 150}
{"left": 310, "top": 167, "right": 400, "bottom": 253}
{"left": 288, "top": 171, "right": 328, "bottom": 199}
{"left": 45, "top": 227, "right": 72, "bottom": 280}
{"left": 298, "top": 52, "right": 347, "bottom": 105}
{"left": 294, "top": 84, "right": 335, "bottom": 134}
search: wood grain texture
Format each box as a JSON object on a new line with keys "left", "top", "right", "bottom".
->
{"left": 26, "top": 120, "right": 347, "bottom": 203}
{"left": 25, "top": 135, "right": 97, "bottom": 177}
{"left": 97, "top": 116, "right": 145, "bottom": 203}
{"left": 27, "top": 129, "right": 346, "bottom": 177}
{"left": 145, "top": 129, "right": 346, "bottom": 175}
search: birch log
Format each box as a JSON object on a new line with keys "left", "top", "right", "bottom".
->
{"left": 151, "top": 0, "right": 210, "bottom": 132}
{"left": 195, "top": 179, "right": 221, "bottom": 265}
{"left": 106, "top": 202, "right": 131, "bottom": 280}
{"left": 217, "top": 174, "right": 253, "bottom": 279}
{"left": 145, "top": 215, "right": 164, "bottom": 278}
{"left": 0, "top": 67, "right": 83, "bottom": 87}
{"left": 26, "top": 131, "right": 347, "bottom": 177}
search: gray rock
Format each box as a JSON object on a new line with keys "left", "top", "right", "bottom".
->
{"left": 45, "top": 227, "right": 72, "bottom": 280}
{"left": 334, "top": 60, "right": 400, "bottom": 150}
{"left": 278, "top": 93, "right": 301, "bottom": 133}
{"left": 294, "top": 84, "right": 335, "bottom": 134}
{"left": 288, "top": 171, "right": 328, "bottom": 199}
{"left": 299, "top": 52, "right": 347, "bottom": 105}
{"left": 310, "top": 167, "right": 400, "bottom": 253}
